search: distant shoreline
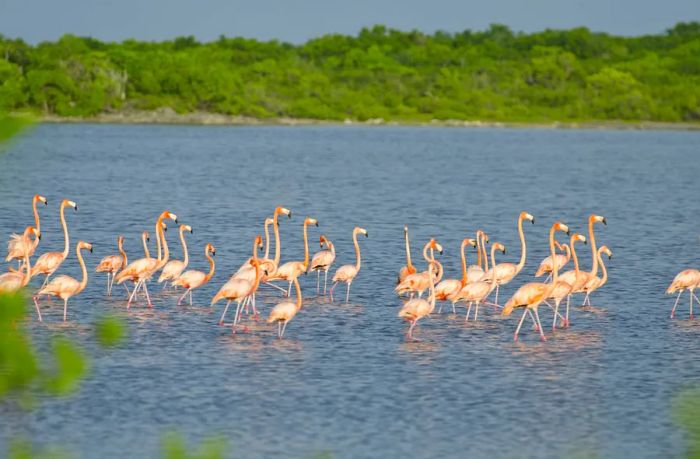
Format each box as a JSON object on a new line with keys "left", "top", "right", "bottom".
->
{"left": 39, "top": 110, "right": 700, "bottom": 131}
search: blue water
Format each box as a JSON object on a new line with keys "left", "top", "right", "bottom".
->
{"left": 1, "top": 124, "right": 699, "bottom": 458}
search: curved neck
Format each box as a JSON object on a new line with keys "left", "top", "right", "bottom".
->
{"left": 405, "top": 230, "right": 413, "bottom": 269}
{"left": 33, "top": 199, "right": 41, "bottom": 245}
{"left": 433, "top": 260, "right": 444, "bottom": 283}
{"left": 597, "top": 249, "right": 608, "bottom": 287}
{"left": 294, "top": 277, "right": 302, "bottom": 310}
{"left": 563, "top": 244, "right": 571, "bottom": 262}
{"left": 516, "top": 216, "right": 527, "bottom": 273}
{"left": 155, "top": 222, "right": 169, "bottom": 269}
{"left": 77, "top": 246, "right": 88, "bottom": 292}
{"left": 252, "top": 239, "right": 259, "bottom": 260}
{"left": 155, "top": 226, "right": 162, "bottom": 261}
{"left": 264, "top": 221, "right": 271, "bottom": 259}
{"left": 549, "top": 227, "right": 559, "bottom": 285}
{"left": 330, "top": 242, "right": 335, "bottom": 257}
{"left": 180, "top": 228, "right": 189, "bottom": 267}
{"left": 571, "top": 241, "right": 581, "bottom": 275}
{"left": 60, "top": 203, "right": 70, "bottom": 259}
{"left": 482, "top": 238, "right": 489, "bottom": 271}
{"left": 459, "top": 241, "right": 468, "bottom": 286}
{"left": 490, "top": 246, "right": 498, "bottom": 283}
{"left": 142, "top": 234, "right": 150, "bottom": 259}
{"left": 204, "top": 249, "right": 215, "bottom": 283}
{"left": 273, "top": 213, "right": 282, "bottom": 265}
{"left": 251, "top": 261, "right": 261, "bottom": 291}
{"left": 21, "top": 245, "right": 32, "bottom": 287}
{"left": 422, "top": 242, "right": 432, "bottom": 263}
{"left": 302, "top": 222, "right": 310, "bottom": 269}
{"left": 588, "top": 218, "right": 599, "bottom": 277}
{"left": 476, "top": 232, "right": 483, "bottom": 268}
{"left": 118, "top": 238, "right": 128, "bottom": 269}
{"left": 353, "top": 231, "right": 362, "bottom": 272}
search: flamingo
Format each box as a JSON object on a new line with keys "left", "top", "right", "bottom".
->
{"left": 398, "top": 261, "right": 437, "bottom": 341}
{"left": 141, "top": 231, "right": 151, "bottom": 257}
{"left": 31, "top": 199, "right": 78, "bottom": 288}
{"left": 330, "top": 227, "right": 368, "bottom": 303}
{"left": 158, "top": 224, "right": 193, "bottom": 289}
{"left": 535, "top": 240, "right": 571, "bottom": 281}
{"left": 249, "top": 207, "right": 291, "bottom": 292}
{"left": 34, "top": 241, "right": 92, "bottom": 322}
{"left": 172, "top": 243, "right": 216, "bottom": 306}
{"left": 6, "top": 194, "right": 47, "bottom": 266}
{"left": 268, "top": 217, "right": 318, "bottom": 297}
{"left": 467, "top": 231, "right": 488, "bottom": 283}
{"left": 309, "top": 235, "right": 335, "bottom": 295}
{"left": 502, "top": 221, "right": 570, "bottom": 342}
{"left": 480, "top": 211, "right": 535, "bottom": 305}
{"left": 395, "top": 239, "right": 444, "bottom": 298}
{"left": 435, "top": 238, "right": 477, "bottom": 313}
{"left": 268, "top": 276, "right": 304, "bottom": 339}
{"left": 95, "top": 235, "right": 127, "bottom": 296}
{"left": 235, "top": 216, "right": 274, "bottom": 274}
{"left": 115, "top": 211, "right": 177, "bottom": 308}
{"left": 0, "top": 227, "right": 42, "bottom": 320}
{"left": 212, "top": 236, "right": 264, "bottom": 326}
{"left": 454, "top": 242, "right": 506, "bottom": 322}
{"left": 668, "top": 268, "right": 700, "bottom": 319}
{"left": 554, "top": 233, "right": 588, "bottom": 327}
{"left": 397, "top": 226, "right": 417, "bottom": 284}
{"left": 580, "top": 245, "right": 613, "bottom": 307}
{"left": 573, "top": 214, "right": 607, "bottom": 302}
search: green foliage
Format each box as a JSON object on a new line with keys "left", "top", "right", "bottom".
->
{"left": 95, "top": 314, "right": 127, "bottom": 347}
{"left": 1, "top": 23, "right": 699, "bottom": 122}
{"left": 0, "top": 114, "right": 33, "bottom": 143}
{"left": 674, "top": 388, "right": 700, "bottom": 458}
{"left": 161, "top": 433, "right": 227, "bottom": 459}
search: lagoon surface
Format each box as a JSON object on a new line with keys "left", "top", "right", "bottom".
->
{"left": 1, "top": 124, "right": 699, "bottom": 458}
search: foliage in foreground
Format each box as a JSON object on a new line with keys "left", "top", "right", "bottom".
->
{"left": 1, "top": 22, "right": 700, "bottom": 122}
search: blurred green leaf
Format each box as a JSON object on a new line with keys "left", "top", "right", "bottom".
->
{"left": 161, "top": 432, "right": 227, "bottom": 459}
{"left": 95, "top": 314, "right": 127, "bottom": 347}
{"left": 44, "top": 337, "right": 88, "bottom": 395}
{"left": 674, "top": 388, "right": 700, "bottom": 458}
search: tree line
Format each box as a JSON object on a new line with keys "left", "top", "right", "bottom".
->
{"left": 1, "top": 22, "right": 699, "bottom": 122}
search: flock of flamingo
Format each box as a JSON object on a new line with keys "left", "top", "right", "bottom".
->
{"left": 0, "top": 195, "right": 697, "bottom": 341}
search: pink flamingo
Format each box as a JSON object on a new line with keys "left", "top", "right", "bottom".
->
{"left": 668, "top": 268, "right": 700, "bottom": 319}
{"left": 211, "top": 236, "right": 264, "bottom": 326}
{"left": 535, "top": 240, "right": 571, "bottom": 282}
{"left": 31, "top": 199, "right": 78, "bottom": 288}
{"left": 95, "top": 235, "right": 128, "bottom": 295}
{"left": 454, "top": 242, "right": 506, "bottom": 322}
{"left": 398, "top": 261, "right": 439, "bottom": 340}
{"left": 158, "top": 224, "right": 193, "bottom": 289}
{"left": 172, "top": 243, "right": 216, "bottom": 306}
{"left": 554, "top": 233, "right": 588, "bottom": 327}
{"left": 395, "top": 239, "right": 444, "bottom": 298}
{"left": 502, "top": 222, "right": 570, "bottom": 342}
{"left": 574, "top": 214, "right": 607, "bottom": 304}
{"left": 6, "top": 194, "right": 47, "bottom": 266}
{"left": 268, "top": 276, "right": 304, "bottom": 339}
{"left": 331, "top": 227, "right": 368, "bottom": 303}
{"left": 34, "top": 241, "right": 93, "bottom": 322}
{"left": 467, "top": 231, "right": 488, "bottom": 283}
{"left": 580, "top": 245, "right": 613, "bottom": 306}
{"left": 268, "top": 217, "right": 318, "bottom": 297}
{"left": 398, "top": 226, "right": 417, "bottom": 284}
{"left": 435, "top": 238, "right": 477, "bottom": 313}
{"left": 0, "top": 227, "right": 42, "bottom": 320}
{"left": 309, "top": 235, "right": 336, "bottom": 295}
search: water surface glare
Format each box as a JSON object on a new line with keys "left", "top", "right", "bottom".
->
{"left": 1, "top": 124, "right": 700, "bottom": 458}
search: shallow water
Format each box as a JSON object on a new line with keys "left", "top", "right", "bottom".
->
{"left": 1, "top": 124, "right": 699, "bottom": 458}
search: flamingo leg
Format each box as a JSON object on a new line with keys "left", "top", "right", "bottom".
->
{"left": 494, "top": 284, "right": 499, "bottom": 306}
{"left": 323, "top": 270, "right": 329, "bottom": 295}
{"left": 277, "top": 320, "right": 282, "bottom": 338}
{"left": 451, "top": 302, "right": 456, "bottom": 315}
{"left": 63, "top": 298, "right": 68, "bottom": 322}
{"left": 161, "top": 281, "right": 168, "bottom": 291}
{"left": 251, "top": 294, "right": 259, "bottom": 320}
{"left": 265, "top": 282, "right": 287, "bottom": 294}
{"left": 534, "top": 308, "right": 547, "bottom": 341}
{"left": 281, "top": 320, "right": 288, "bottom": 338}
{"left": 565, "top": 295, "right": 571, "bottom": 327}
{"left": 474, "top": 301, "right": 480, "bottom": 321}
{"left": 346, "top": 283, "right": 351, "bottom": 303}
{"left": 316, "top": 270, "right": 320, "bottom": 294}
{"left": 287, "top": 281, "right": 292, "bottom": 298}
{"left": 232, "top": 301, "right": 243, "bottom": 334}
{"left": 690, "top": 290, "right": 694, "bottom": 320}
{"left": 142, "top": 281, "right": 153, "bottom": 308}
{"left": 514, "top": 308, "right": 528, "bottom": 341}
{"left": 438, "top": 302, "right": 444, "bottom": 314}
{"left": 407, "top": 320, "right": 416, "bottom": 340}
{"left": 670, "top": 291, "right": 682, "bottom": 318}
{"left": 189, "top": 289, "right": 193, "bottom": 306}
{"left": 219, "top": 300, "right": 231, "bottom": 325}
{"left": 544, "top": 273, "right": 552, "bottom": 283}
{"left": 127, "top": 280, "right": 141, "bottom": 309}
{"left": 33, "top": 296, "right": 43, "bottom": 322}
{"left": 177, "top": 288, "right": 188, "bottom": 306}
{"left": 106, "top": 273, "right": 111, "bottom": 295}
{"left": 330, "top": 282, "right": 338, "bottom": 301}
{"left": 123, "top": 282, "right": 131, "bottom": 296}
{"left": 465, "top": 302, "right": 473, "bottom": 322}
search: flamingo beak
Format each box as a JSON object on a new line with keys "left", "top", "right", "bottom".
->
{"left": 531, "top": 217, "right": 535, "bottom": 224}
{"left": 602, "top": 218, "right": 607, "bottom": 225}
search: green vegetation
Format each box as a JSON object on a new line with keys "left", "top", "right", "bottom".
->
{"left": 675, "top": 388, "right": 700, "bottom": 458}
{"left": 0, "top": 114, "right": 33, "bottom": 143}
{"left": 1, "top": 22, "right": 700, "bottom": 123}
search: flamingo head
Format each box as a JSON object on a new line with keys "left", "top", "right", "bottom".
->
{"left": 62, "top": 199, "right": 78, "bottom": 211}
{"left": 255, "top": 235, "right": 263, "bottom": 250}
{"left": 356, "top": 227, "right": 368, "bottom": 238}
{"left": 493, "top": 242, "right": 506, "bottom": 254}
{"left": 143, "top": 231, "right": 150, "bottom": 242}
{"left": 275, "top": 207, "right": 292, "bottom": 219}
{"left": 600, "top": 245, "right": 613, "bottom": 259}
{"left": 429, "top": 238, "right": 443, "bottom": 254}
{"left": 24, "top": 226, "right": 40, "bottom": 241}
{"left": 462, "top": 238, "right": 477, "bottom": 248}
{"left": 160, "top": 211, "right": 177, "bottom": 223}
{"left": 265, "top": 217, "right": 274, "bottom": 226}
{"left": 552, "top": 221, "right": 570, "bottom": 236}
{"left": 305, "top": 217, "right": 318, "bottom": 227}
{"left": 35, "top": 195, "right": 48, "bottom": 205}
{"left": 591, "top": 214, "right": 607, "bottom": 225}
{"left": 520, "top": 212, "right": 535, "bottom": 224}
{"left": 206, "top": 243, "right": 216, "bottom": 256}
{"left": 481, "top": 231, "right": 490, "bottom": 244}
{"left": 574, "top": 233, "right": 587, "bottom": 244}
{"left": 117, "top": 235, "right": 125, "bottom": 246}
{"left": 78, "top": 241, "right": 93, "bottom": 253}
{"left": 319, "top": 235, "right": 327, "bottom": 248}
{"left": 403, "top": 225, "right": 408, "bottom": 234}
{"left": 182, "top": 224, "right": 193, "bottom": 234}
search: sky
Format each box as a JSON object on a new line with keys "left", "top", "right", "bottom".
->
{"left": 1, "top": 0, "right": 699, "bottom": 44}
